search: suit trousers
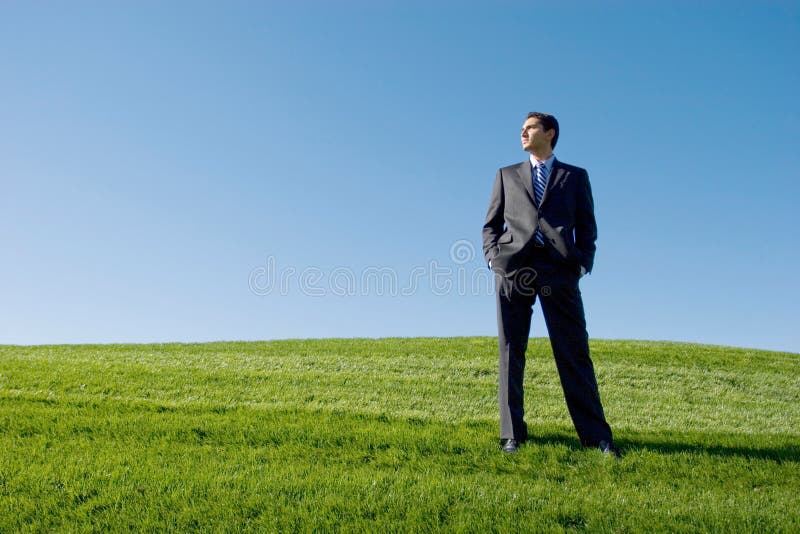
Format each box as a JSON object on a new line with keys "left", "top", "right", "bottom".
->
{"left": 495, "top": 253, "right": 612, "bottom": 446}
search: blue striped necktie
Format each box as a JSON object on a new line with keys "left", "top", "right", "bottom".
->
{"left": 533, "top": 163, "right": 549, "bottom": 244}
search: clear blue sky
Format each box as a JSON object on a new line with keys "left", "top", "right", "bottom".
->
{"left": 2, "top": 2, "right": 798, "bottom": 352}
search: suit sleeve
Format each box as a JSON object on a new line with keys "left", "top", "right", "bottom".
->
{"left": 482, "top": 169, "right": 504, "bottom": 264}
{"left": 574, "top": 170, "right": 597, "bottom": 273}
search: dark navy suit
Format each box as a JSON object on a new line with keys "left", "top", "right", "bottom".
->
{"left": 482, "top": 158, "right": 612, "bottom": 446}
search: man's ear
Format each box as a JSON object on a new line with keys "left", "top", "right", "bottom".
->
{"left": 546, "top": 128, "right": 555, "bottom": 144}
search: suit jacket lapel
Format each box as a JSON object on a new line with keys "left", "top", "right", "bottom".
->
{"left": 539, "top": 158, "right": 565, "bottom": 207}
{"left": 516, "top": 161, "right": 537, "bottom": 205}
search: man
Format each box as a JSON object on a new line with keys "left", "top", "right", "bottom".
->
{"left": 482, "top": 112, "right": 618, "bottom": 456}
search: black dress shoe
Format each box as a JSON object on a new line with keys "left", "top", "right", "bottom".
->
{"left": 501, "top": 439, "right": 519, "bottom": 453}
{"left": 598, "top": 440, "right": 621, "bottom": 458}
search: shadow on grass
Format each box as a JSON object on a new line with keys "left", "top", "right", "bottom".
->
{"left": 523, "top": 431, "right": 800, "bottom": 463}
{"left": 617, "top": 436, "right": 800, "bottom": 463}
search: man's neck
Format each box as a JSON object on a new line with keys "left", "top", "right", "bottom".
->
{"left": 528, "top": 149, "right": 553, "bottom": 163}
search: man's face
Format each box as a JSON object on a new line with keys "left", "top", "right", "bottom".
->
{"left": 521, "top": 118, "right": 554, "bottom": 153}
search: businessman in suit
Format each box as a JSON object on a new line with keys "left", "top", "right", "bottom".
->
{"left": 482, "top": 112, "right": 617, "bottom": 456}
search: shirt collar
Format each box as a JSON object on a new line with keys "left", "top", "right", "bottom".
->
{"left": 529, "top": 154, "right": 555, "bottom": 172}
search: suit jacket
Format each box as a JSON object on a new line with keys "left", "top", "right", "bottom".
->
{"left": 482, "top": 158, "right": 597, "bottom": 278}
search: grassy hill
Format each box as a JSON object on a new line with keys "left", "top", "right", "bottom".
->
{"left": 1, "top": 337, "right": 798, "bottom": 532}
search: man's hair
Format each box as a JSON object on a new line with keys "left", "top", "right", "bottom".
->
{"left": 526, "top": 112, "right": 559, "bottom": 149}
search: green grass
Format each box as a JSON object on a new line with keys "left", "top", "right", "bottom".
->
{"left": 1, "top": 337, "right": 798, "bottom": 532}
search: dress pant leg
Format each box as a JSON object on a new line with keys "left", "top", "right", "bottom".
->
{"left": 537, "top": 272, "right": 613, "bottom": 446}
{"left": 496, "top": 273, "right": 536, "bottom": 441}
